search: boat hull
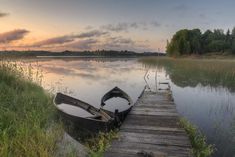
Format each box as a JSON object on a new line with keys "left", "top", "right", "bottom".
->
{"left": 54, "top": 86, "right": 133, "bottom": 133}
{"left": 57, "top": 109, "right": 115, "bottom": 133}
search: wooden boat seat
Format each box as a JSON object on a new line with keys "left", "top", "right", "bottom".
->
{"left": 88, "top": 115, "right": 102, "bottom": 120}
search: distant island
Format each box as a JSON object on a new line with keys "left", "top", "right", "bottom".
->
{"left": 166, "top": 27, "right": 235, "bottom": 56}
{"left": 0, "top": 50, "right": 165, "bottom": 57}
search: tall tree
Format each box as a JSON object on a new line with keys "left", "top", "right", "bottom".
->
{"left": 232, "top": 27, "right": 235, "bottom": 37}
{"left": 231, "top": 27, "right": 235, "bottom": 53}
{"left": 166, "top": 27, "right": 235, "bottom": 56}
{"left": 189, "top": 29, "right": 202, "bottom": 54}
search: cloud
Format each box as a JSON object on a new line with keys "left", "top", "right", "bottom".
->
{"left": 75, "top": 30, "right": 108, "bottom": 38}
{"left": 85, "top": 25, "right": 94, "bottom": 30}
{"left": 101, "top": 36, "right": 151, "bottom": 52}
{"left": 101, "top": 23, "right": 129, "bottom": 32}
{"left": 151, "top": 21, "right": 161, "bottom": 27}
{"left": 101, "top": 21, "right": 160, "bottom": 32}
{"left": 31, "top": 30, "right": 107, "bottom": 47}
{"left": 101, "top": 22, "right": 150, "bottom": 32}
{"left": 0, "top": 11, "right": 9, "bottom": 18}
{"left": 107, "top": 36, "right": 135, "bottom": 45}
{"left": 130, "top": 22, "right": 138, "bottom": 29}
{"left": 32, "top": 35, "right": 75, "bottom": 47}
{"left": 59, "top": 36, "right": 149, "bottom": 52}
{"left": 65, "top": 39, "right": 98, "bottom": 50}
{"left": 131, "top": 22, "right": 149, "bottom": 30}
{"left": 0, "top": 29, "right": 29, "bottom": 43}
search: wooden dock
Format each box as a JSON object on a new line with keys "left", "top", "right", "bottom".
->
{"left": 104, "top": 89, "right": 192, "bottom": 157}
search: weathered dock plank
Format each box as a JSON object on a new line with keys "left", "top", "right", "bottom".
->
{"left": 104, "top": 90, "right": 193, "bottom": 157}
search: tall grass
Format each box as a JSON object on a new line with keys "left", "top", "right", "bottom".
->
{"left": 85, "top": 130, "right": 118, "bottom": 157}
{"left": 140, "top": 57, "right": 235, "bottom": 92}
{"left": 0, "top": 61, "right": 115, "bottom": 157}
{"left": 0, "top": 61, "right": 64, "bottom": 156}
{"left": 180, "top": 118, "right": 214, "bottom": 157}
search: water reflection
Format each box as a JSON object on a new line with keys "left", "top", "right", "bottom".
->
{"left": 172, "top": 85, "right": 235, "bottom": 156}
{"left": 11, "top": 57, "right": 235, "bottom": 157}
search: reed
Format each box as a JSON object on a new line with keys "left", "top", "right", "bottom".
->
{"left": 85, "top": 130, "right": 119, "bottom": 157}
{"left": 0, "top": 61, "right": 64, "bottom": 157}
{"left": 180, "top": 118, "right": 214, "bottom": 157}
{"left": 140, "top": 57, "right": 235, "bottom": 92}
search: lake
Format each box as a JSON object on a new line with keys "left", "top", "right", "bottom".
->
{"left": 12, "top": 57, "right": 235, "bottom": 157}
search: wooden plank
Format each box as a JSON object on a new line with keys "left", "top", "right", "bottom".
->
{"left": 104, "top": 152, "right": 191, "bottom": 157}
{"left": 132, "top": 108, "right": 177, "bottom": 112}
{"left": 106, "top": 142, "right": 192, "bottom": 156}
{"left": 121, "top": 124, "right": 186, "bottom": 133}
{"left": 105, "top": 149, "right": 168, "bottom": 157}
{"left": 106, "top": 147, "right": 192, "bottom": 157}
{"left": 104, "top": 152, "right": 137, "bottom": 157}
{"left": 130, "top": 110, "right": 178, "bottom": 116}
{"left": 110, "top": 141, "right": 192, "bottom": 152}
{"left": 137, "top": 102, "right": 175, "bottom": 106}
{"left": 116, "top": 132, "right": 191, "bottom": 147}
{"left": 104, "top": 90, "right": 192, "bottom": 157}
{"left": 123, "top": 115, "right": 181, "bottom": 128}
{"left": 119, "top": 132, "right": 191, "bottom": 143}
{"left": 121, "top": 127, "right": 187, "bottom": 136}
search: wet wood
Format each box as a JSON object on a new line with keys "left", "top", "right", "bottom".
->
{"left": 104, "top": 90, "right": 193, "bottom": 157}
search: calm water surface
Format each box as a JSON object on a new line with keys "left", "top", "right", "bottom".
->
{"left": 16, "top": 57, "right": 235, "bottom": 157}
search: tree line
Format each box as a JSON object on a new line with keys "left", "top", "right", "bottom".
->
{"left": 166, "top": 27, "right": 235, "bottom": 56}
{"left": 0, "top": 50, "right": 165, "bottom": 57}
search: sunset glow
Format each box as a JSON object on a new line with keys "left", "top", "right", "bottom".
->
{"left": 1, "top": 0, "right": 235, "bottom": 52}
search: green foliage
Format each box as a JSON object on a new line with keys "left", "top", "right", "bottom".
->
{"left": 232, "top": 40, "right": 235, "bottom": 54}
{"left": 85, "top": 130, "right": 118, "bottom": 157}
{"left": 0, "top": 62, "right": 63, "bottom": 157}
{"left": 166, "top": 29, "right": 202, "bottom": 56}
{"left": 207, "top": 40, "right": 227, "bottom": 52}
{"left": 167, "top": 27, "right": 235, "bottom": 56}
{"left": 232, "top": 27, "right": 235, "bottom": 37}
{"left": 180, "top": 118, "right": 214, "bottom": 157}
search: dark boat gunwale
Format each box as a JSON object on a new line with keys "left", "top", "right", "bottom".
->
{"left": 53, "top": 93, "right": 113, "bottom": 122}
{"left": 101, "top": 86, "right": 133, "bottom": 107}
{"left": 53, "top": 86, "right": 134, "bottom": 132}
{"left": 100, "top": 86, "right": 133, "bottom": 123}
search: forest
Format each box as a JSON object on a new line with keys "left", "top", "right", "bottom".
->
{"left": 0, "top": 50, "right": 164, "bottom": 57}
{"left": 166, "top": 27, "right": 235, "bottom": 56}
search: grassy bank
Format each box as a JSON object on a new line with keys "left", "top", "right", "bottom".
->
{"left": 0, "top": 62, "right": 63, "bottom": 156}
{"left": 0, "top": 61, "right": 117, "bottom": 157}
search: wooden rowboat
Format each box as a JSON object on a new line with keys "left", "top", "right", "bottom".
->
{"left": 101, "top": 86, "right": 133, "bottom": 122}
{"left": 54, "top": 87, "right": 133, "bottom": 132}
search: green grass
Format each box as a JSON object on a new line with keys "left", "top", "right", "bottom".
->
{"left": 180, "top": 118, "right": 214, "bottom": 157}
{"left": 85, "top": 130, "right": 119, "bottom": 157}
{"left": 140, "top": 57, "right": 235, "bottom": 92}
{"left": 0, "top": 61, "right": 119, "bottom": 157}
{"left": 0, "top": 62, "right": 64, "bottom": 157}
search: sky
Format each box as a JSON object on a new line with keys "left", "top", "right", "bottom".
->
{"left": 0, "top": 0, "right": 235, "bottom": 52}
